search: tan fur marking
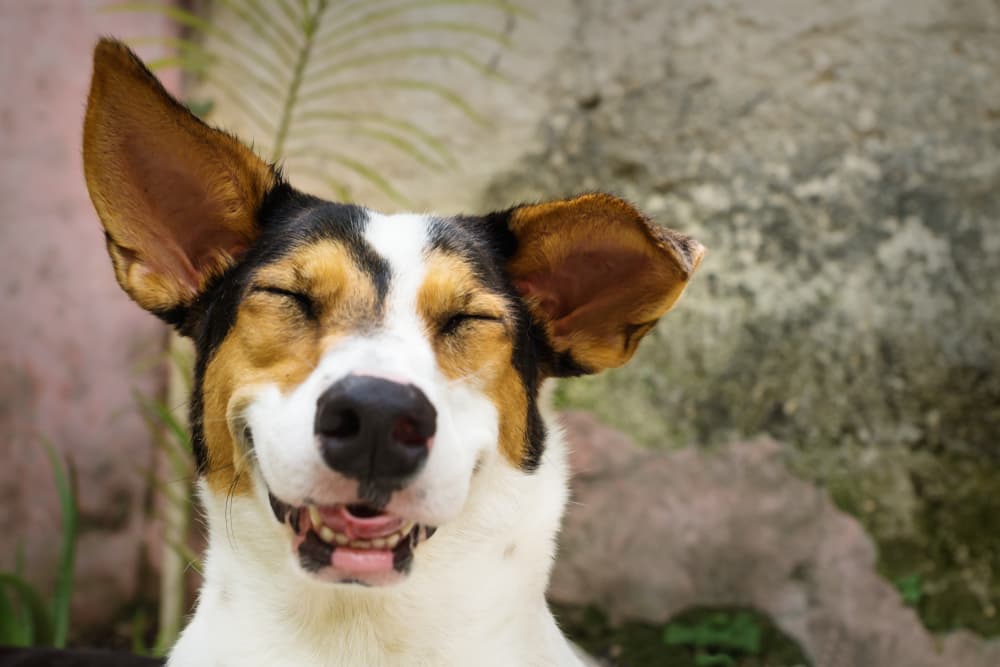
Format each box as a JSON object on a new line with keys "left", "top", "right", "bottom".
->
{"left": 416, "top": 253, "right": 528, "bottom": 466}
{"left": 201, "top": 240, "right": 382, "bottom": 493}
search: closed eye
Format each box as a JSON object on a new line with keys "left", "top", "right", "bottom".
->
{"left": 439, "top": 313, "right": 503, "bottom": 336}
{"left": 253, "top": 285, "right": 317, "bottom": 320}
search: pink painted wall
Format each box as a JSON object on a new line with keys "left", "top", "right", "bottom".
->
{"left": 0, "top": 1, "right": 178, "bottom": 633}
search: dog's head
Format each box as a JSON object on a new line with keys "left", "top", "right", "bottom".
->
{"left": 82, "top": 40, "right": 704, "bottom": 587}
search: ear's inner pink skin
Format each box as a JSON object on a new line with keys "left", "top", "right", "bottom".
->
{"left": 517, "top": 246, "right": 655, "bottom": 339}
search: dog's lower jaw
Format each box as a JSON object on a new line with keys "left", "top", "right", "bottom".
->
{"left": 167, "top": 421, "right": 584, "bottom": 667}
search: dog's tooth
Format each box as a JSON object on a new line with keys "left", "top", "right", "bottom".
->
{"left": 308, "top": 505, "right": 323, "bottom": 529}
{"left": 319, "top": 526, "right": 335, "bottom": 543}
{"left": 351, "top": 539, "right": 371, "bottom": 549}
{"left": 334, "top": 533, "right": 349, "bottom": 546}
{"left": 386, "top": 533, "right": 401, "bottom": 549}
{"left": 371, "top": 537, "right": 386, "bottom": 549}
{"left": 401, "top": 521, "right": 415, "bottom": 534}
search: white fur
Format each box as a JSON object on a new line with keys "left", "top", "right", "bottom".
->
{"left": 168, "top": 212, "right": 584, "bottom": 666}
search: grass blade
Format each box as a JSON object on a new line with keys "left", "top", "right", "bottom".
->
{"left": 42, "top": 441, "right": 76, "bottom": 648}
{"left": 0, "top": 574, "right": 53, "bottom": 647}
{"left": 0, "top": 582, "right": 30, "bottom": 646}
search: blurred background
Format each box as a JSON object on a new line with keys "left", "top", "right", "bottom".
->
{"left": 1, "top": 1, "right": 998, "bottom": 665}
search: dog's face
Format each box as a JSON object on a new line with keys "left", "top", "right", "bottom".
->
{"left": 82, "top": 40, "right": 703, "bottom": 587}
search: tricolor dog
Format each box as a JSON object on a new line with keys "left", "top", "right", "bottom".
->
{"left": 81, "top": 39, "right": 703, "bottom": 666}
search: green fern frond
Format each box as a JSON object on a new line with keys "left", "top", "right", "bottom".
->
{"left": 299, "top": 78, "right": 489, "bottom": 126}
{"left": 294, "top": 109, "right": 457, "bottom": 165}
{"left": 305, "top": 46, "right": 505, "bottom": 89}
{"left": 294, "top": 150, "right": 412, "bottom": 206}
{"left": 107, "top": 3, "right": 292, "bottom": 83}
{"left": 317, "top": 0, "right": 532, "bottom": 44}
{"left": 313, "top": 20, "right": 512, "bottom": 63}
{"left": 110, "top": 0, "right": 520, "bottom": 203}
{"left": 286, "top": 126, "right": 446, "bottom": 171}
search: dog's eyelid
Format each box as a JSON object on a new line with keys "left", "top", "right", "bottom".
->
{"left": 251, "top": 285, "right": 318, "bottom": 319}
{"left": 439, "top": 312, "right": 504, "bottom": 336}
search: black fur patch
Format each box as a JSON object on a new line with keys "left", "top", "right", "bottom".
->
{"left": 299, "top": 531, "right": 334, "bottom": 573}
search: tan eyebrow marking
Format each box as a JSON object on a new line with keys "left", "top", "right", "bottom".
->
{"left": 417, "top": 250, "right": 529, "bottom": 467}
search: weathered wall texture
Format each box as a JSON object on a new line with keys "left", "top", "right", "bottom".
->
{"left": 199, "top": 0, "right": 1000, "bottom": 646}
{"left": 0, "top": 1, "right": 176, "bottom": 631}
{"left": 486, "top": 0, "right": 1000, "bottom": 637}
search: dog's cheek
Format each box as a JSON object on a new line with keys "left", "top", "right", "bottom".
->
{"left": 395, "top": 384, "right": 498, "bottom": 522}
{"left": 199, "top": 304, "right": 324, "bottom": 495}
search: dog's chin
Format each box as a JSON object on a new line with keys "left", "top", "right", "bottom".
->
{"left": 268, "top": 492, "right": 436, "bottom": 587}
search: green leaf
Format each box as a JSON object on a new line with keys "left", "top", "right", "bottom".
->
{"left": 286, "top": 125, "right": 445, "bottom": 170}
{"left": 303, "top": 47, "right": 506, "bottom": 88}
{"left": 269, "top": 0, "right": 331, "bottom": 161}
{"left": 0, "top": 582, "right": 30, "bottom": 646}
{"left": 313, "top": 20, "right": 512, "bottom": 63}
{"left": 130, "top": 606, "right": 152, "bottom": 656}
{"left": 0, "top": 574, "right": 53, "bottom": 647}
{"left": 299, "top": 78, "right": 489, "bottom": 127}
{"left": 147, "top": 54, "right": 287, "bottom": 104}
{"left": 293, "top": 152, "right": 412, "bottom": 206}
{"left": 144, "top": 470, "right": 193, "bottom": 511}
{"left": 294, "top": 110, "right": 456, "bottom": 165}
{"left": 217, "top": 0, "right": 299, "bottom": 67}
{"left": 106, "top": 2, "right": 292, "bottom": 83}
{"left": 42, "top": 441, "right": 76, "bottom": 648}
{"left": 200, "top": 74, "right": 280, "bottom": 137}
{"left": 319, "top": 0, "right": 533, "bottom": 45}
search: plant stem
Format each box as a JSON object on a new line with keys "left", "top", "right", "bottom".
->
{"left": 154, "top": 335, "right": 195, "bottom": 655}
{"left": 271, "top": 0, "right": 328, "bottom": 162}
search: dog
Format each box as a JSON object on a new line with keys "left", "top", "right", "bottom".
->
{"left": 77, "top": 39, "right": 704, "bottom": 666}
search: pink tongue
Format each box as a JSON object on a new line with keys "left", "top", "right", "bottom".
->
{"left": 332, "top": 547, "right": 394, "bottom": 573}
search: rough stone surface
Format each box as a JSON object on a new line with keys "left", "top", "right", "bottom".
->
{"left": 553, "top": 411, "right": 1000, "bottom": 667}
{"left": 478, "top": 0, "right": 1000, "bottom": 635}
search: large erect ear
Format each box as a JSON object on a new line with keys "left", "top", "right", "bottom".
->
{"left": 82, "top": 39, "right": 278, "bottom": 326}
{"left": 502, "top": 193, "right": 705, "bottom": 375}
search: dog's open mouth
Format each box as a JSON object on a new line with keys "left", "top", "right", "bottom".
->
{"left": 269, "top": 494, "right": 435, "bottom": 583}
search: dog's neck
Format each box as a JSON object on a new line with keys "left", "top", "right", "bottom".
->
{"left": 168, "top": 413, "right": 578, "bottom": 666}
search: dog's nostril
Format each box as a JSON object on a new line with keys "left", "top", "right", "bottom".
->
{"left": 320, "top": 408, "right": 361, "bottom": 439}
{"left": 392, "top": 416, "right": 431, "bottom": 447}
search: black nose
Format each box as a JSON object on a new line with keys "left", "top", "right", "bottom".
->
{"left": 315, "top": 375, "right": 436, "bottom": 485}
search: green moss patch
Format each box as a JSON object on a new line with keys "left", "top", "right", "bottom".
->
{"left": 553, "top": 604, "right": 810, "bottom": 667}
